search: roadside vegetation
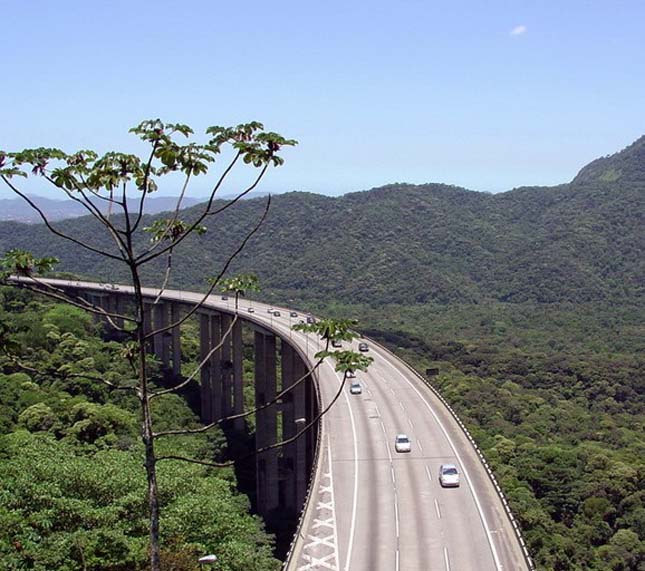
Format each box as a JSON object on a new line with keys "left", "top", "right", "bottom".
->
{"left": 0, "top": 287, "right": 281, "bottom": 571}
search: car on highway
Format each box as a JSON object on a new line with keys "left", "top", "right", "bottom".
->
{"left": 394, "top": 434, "right": 411, "bottom": 453}
{"left": 273, "top": 311, "right": 281, "bottom": 317}
{"left": 346, "top": 370, "right": 356, "bottom": 379}
{"left": 349, "top": 381, "right": 362, "bottom": 395}
{"left": 306, "top": 316, "right": 315, "bottom": 324}
{"left": 267, "top": 308, "right": 274, "bottom": 314}
{"left": 331, "top": 339, "right": 342, "bottom": 348}
{"left": 221, "top": 295, "right": 228, "bottom": 301}
{"left": 439, "top": 464, "right": 460, "bottom": 487}
{"left": 290, "top": 311, "right": 298, "bottom": 317}
{"left": 247, "top": 307, "right": 255, "bottom": 313}
{"left": 358, "top": 342, "right": 369, "bottom": 352}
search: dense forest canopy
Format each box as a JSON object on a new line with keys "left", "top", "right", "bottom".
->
{"left": 1, "top": 136, "right": 643, "bottom": 570}
{"left": 0, "top": 288, "right": 281, "bottom": 571}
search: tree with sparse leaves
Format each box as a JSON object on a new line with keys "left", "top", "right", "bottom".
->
{"left": 0, "top": 121, "right": 371, "bottom": 571}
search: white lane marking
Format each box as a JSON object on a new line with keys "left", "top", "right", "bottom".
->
{"left": 373, "top": 403, "right": 380, "bottom": 416}
{"left": 417, "top": 439, "right": 424, "bottom": 453}
{"left": 386, "top": 441, "right": 393, "bottom": 462}
{"left": 395, "top": 549, "right": 400, "bottom": 571}
{"left": 399, "top": 400, "right": 405, "bottom": 411}
{"left": 394, "top": 493, "right": 400, "bottom": 537}
{"left": 298, "top": 439, "right": 338, "bottom": 571}
{"left": 376, "top": 353, "right": 504, "bottom": 571}
{"left": 327, "top": 440, "right": 341, "bottom": 568}
{"left": 434, "top": 497, "right": 442, "bottom": 519}
{"left": 425, "top": 464, "right": 432, "bottom": 482}
{"left": 390, "top": 466, "right": 396, "bottom": 485}
{"left": 444, "top": 546, "right": 451, "bottom": 571}
{"left": 389, "top": 387, "right": 396, "bottom": 395}
{"left": 408, "top": 418, "right": 414, "bottom": 429}
{"left": 332, "top": 362, "right": 360, "bottom": 571}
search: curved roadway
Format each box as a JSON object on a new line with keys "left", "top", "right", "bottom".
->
{"left": 24, "top": 279, "right": 530, "bottom": 571}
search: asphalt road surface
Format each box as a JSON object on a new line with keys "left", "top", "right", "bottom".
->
{"left": 22, "top": 280, "right": 530, "bottom": 571}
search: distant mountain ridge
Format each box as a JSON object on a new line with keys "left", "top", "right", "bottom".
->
{"left": 0, "top": 194, "right": 203, "bottom": 223}
{"left": 0, "top": 136, "right": 643, "bottom": 305}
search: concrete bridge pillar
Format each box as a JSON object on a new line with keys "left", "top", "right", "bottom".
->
{"left": 255, "top": 330, "right": 279, "bottom": 515}
{"left": 280, "top": 343, "right": 309, "bottom": 512}
{"left": 152, "top": 303, "right": 170, "bottom": 367}
{"left": 220, "top": 314, "right": 234, "bottom": 419}
{"left": 199, "top": 312, "right": 213, "bottom": 423}
{"left": 232, "top": 319, "right": 244, "bottom": 431}
{"left": 209, "top": 313, "right": 223, "bottom": 421}
{"left": 143, "top": 300, "right": 154, "bottom": 354}
{"left": 171, "top": 304, "right": 182, "bottom": 377}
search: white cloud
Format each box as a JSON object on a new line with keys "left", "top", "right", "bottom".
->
{"left": 510, "top": 25, "right": 527, "bottom": 36}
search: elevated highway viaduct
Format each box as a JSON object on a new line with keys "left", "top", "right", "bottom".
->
{"left": 18, "top": 278, "right": 533, "bottom": 571}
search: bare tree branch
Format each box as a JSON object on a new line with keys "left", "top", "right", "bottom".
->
{"left": 43, "top": 174, "right": 130, "bottom": 261}
{"left": 150, "top": 314, "right": 239, "bottom": 399}
{"left": 136, "top": 155, "right": 271, "bottom": 266}
{"left": 130, "top": 140, "right": 160, "bottom": 234}
{"left": 142, "top": 196, "right": 271, "bottom": 341}
{"left": 0, "top": 175, "right": 125, "bottom": 261}
{"left": 8, "top": 277, "right": 134, "bottom": 329}
{"left": 2, "top": 349, "right": 137, "bottom": 392}
{"left": 156, "top": 370, "right": 348, "bottom": 467}
{"left": 153, "top": 353, "right": 326, "bottom": 436}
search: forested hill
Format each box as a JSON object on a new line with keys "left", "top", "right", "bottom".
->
{"left": 0, "top": 137, "right": 643, "bottom": 306}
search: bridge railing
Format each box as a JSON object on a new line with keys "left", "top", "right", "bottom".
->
{"left": 363, "top": 335, "right": 536, "bottom": 571}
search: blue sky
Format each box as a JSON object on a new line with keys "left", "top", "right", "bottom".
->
{"left": 1, "top": 0, "right": 644, "bottom": 198}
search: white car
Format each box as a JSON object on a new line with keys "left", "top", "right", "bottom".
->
{"left": 394, "top": 434, "right": 411, "bottom": 453}
{"left": 439, "top": 464, "right": 460, "bottom": 487}
{"left": 346, "top": 370, "right": 356, "bottom": 379}
{"left": 349, "top": 381, "right": 362, "bottom": 395}
{"left": 267, "top": 308, "right": 274, "bottom": 314}
{"left": 247, "top": 307, "right": 255, "bottom": 313}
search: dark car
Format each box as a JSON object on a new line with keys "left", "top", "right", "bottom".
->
{"left": 358, "top": 342, "right": 369, "bottom": 352}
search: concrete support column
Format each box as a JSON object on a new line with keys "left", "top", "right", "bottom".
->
{"left": 170, "top": 304, "right": 182, "bottom": 377}
{"left": 110, "top": 294, "right": 124, "bottom": 328}
{"left": 143, "top": 301, "right": 154, "bottom": 354}
{"left": 199, "top": 313, "right": 213, "bottom": 423}
{"left": 152, "top": 303, "right": 170, "bottom": 367}
{"left": 220, "top": 314, "right": 233, "bottom": 418}
{"left": 280, "top": 343, "right": 297, "bottom": 511}
{"left": 255, "top": 331, "right": 279, "bottom": 515}
{"left": 232, "top": 319, "right": 244, "bottom": 431}
{"left": 209, "top": 314, "right": 223, "bottom": 421}
{"left": 291, "top": 351, "right": 316, "bottom": 511}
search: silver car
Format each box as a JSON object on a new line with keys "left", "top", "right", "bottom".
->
{"left": 439, "top": 464, "right": 460, "bottom": 487}
{"left": 394, "top": 434, "right": 411, "bottom": 453}
{"left": 349, "top": 381, "right": 362, "bottom": 395}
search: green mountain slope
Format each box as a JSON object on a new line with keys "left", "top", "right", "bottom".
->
{"left": 0, "top": 137, "right": 643, "bottom": 305}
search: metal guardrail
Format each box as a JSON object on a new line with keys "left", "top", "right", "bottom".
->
{"left": 364, "top": 336, "right": 536, "bottom": 571}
